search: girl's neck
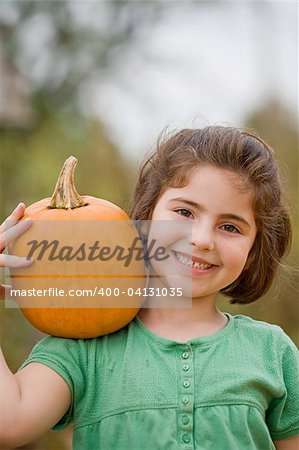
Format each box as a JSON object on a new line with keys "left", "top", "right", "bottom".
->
{"left": 137, "top": 303, "right": 228, "bottom": 343}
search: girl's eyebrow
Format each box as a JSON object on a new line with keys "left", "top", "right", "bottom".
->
{"left": 169, "top": 197, "right": 251, "bottom": 229}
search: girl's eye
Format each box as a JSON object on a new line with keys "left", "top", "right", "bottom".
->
{"left": 221, "top": 224, "right": 240, "bottom": 234}
{"left": 175, "top": 208, "right": 193, "bottom": 218}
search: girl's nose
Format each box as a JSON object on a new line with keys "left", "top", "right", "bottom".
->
{"left": 191, "top": 224, "right": 215, "bottom": 252}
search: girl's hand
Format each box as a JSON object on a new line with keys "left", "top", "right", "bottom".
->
{"left": 0, "top": 203, "right": 33, "bottom": 299}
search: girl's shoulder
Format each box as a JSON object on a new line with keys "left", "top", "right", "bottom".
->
{"left": 20, "top": 321, "right": 134, "bottom": 372}
{"left": 230, "top": 313, "right": 298, "bottom": 353}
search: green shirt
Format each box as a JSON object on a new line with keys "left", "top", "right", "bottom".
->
{"left": 20, "top": 313, "right": 299, "bottom": 450}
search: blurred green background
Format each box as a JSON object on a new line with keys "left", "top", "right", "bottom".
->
{"left": 0, "top": 1, "right": 298, "bottom": 449}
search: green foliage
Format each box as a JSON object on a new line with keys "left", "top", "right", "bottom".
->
{"left": 0, "top": 113, "right": 137, "bottom": 219}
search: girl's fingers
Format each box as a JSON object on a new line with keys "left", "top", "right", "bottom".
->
{"left": 0, "top": 203, "right": 26, "bottom": 235}
{"left": 0, "top": 253, "right": 33, "bottom": 268}
{"left": 0, "top": 218, "right": 32, "bottom": 253}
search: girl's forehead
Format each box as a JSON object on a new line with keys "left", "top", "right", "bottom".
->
{"left": 171, "top": 165, "right": 250, "bottom": 196}
{"left": 158, "top": 165, "right": 255, "bottom": 216}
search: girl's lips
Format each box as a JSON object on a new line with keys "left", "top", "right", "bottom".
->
{"left": 170, "top": 250, "right": 219, "bottom": 276}
{"left": 173, "top": 250, "right": 215, "bottom": 265}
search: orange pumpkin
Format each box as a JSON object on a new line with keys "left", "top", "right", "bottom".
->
{"left": 9, "top": 156, "right": 145, "bottom": 338}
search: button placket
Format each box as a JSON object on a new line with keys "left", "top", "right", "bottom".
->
{"left": 177, "top": 345, "right": 194, "bottom": 448}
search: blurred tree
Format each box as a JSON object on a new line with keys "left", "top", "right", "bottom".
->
{"left": 0, "top": 115, "right": 137, "bottom": 217}
{"left": 247, "top": 100, "right": 298, "bottom": 204}
{"left": 0, "top": 0, "right": 163, "bottom": 216}
{"left": 0, "top": 0, "right": 162, "bottom": 124}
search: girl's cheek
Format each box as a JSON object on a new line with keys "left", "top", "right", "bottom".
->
{"left": 147, "top": 221, "right": 192, "bottom": 254}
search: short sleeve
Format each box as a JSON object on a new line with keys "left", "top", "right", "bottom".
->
{"left": 266, "top": 330, "right": 299, "bottom": 439}
{"left": 19, "top": 336, "right": 86, "bottom": 430}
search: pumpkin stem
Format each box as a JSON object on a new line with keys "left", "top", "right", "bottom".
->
{"left": 48, "top": 156, "right": 88, "bottom": 209}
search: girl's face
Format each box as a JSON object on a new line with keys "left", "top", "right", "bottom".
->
{"left": 148, "top": 164, "right": 257, "bottom": 301}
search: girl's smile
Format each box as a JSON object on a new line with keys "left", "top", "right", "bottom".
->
{"left": 148, "top": 164, "right": 257, "bottom": 301}
{"left": 170, "top": 250, "right": 217, "bottom": 274}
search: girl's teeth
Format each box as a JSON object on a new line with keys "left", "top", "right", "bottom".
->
{"left": 174, "top": 252, "right": 212, "bottom": 269}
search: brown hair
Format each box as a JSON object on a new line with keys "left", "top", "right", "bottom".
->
{"left": 130, "top": 126, "right": 292, "bottom": 304}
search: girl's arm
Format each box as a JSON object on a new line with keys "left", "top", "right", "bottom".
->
{"left": 0, "top": 348, "right": 71, "bottom": 447}
{"left": 274, "top": 436, "right": 299, "bottom": 450}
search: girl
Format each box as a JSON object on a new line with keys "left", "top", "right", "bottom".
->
{"left": 0, "top": 126, "right": 298, "bottom": 450}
